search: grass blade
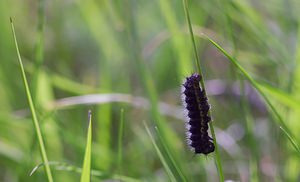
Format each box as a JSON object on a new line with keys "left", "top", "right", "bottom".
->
{"left": 80, "top": 110, "right": 93, "bottom": 182}
{"left": 125, "top": 1, "right": 186, "bottom": 180}
{"left": 257, "top": 82, "right": 300, "bottom": 110}
{"left": 204, "top": 35, "right": 290, "bottom": 133}
{"left": 30, "top": 161, "right": 141, "bottom": 182}
{"left": 204, "top": 36, "right": 300, "bottom": 181}
{"left": 144, "top": 122, "right": 177, "bottom": 182}
{"left": 10, "top": 18, "right": 53, "bottom": 182}
{"left": 153, "top": 127, "right": 186, "bottom": 181}
{"left": 117, "top": 109, "right": 124, "bottom": 176}
{"left": 32, "top": 0, "right": 46, "bottom": 98}
{"left": 280, "top": 127, "right": 300, "bottom": 156}
{"left": 182, "top": 0, "right": 201, "bottom": 75}
{"left": 182, "top": 1, "right": 224, "bottom": 181}
{"left": 158, "top": 0, "right": 192, "bottom": 76}
{"left": 77, "top": 2, "right": 115, "bottom": 167}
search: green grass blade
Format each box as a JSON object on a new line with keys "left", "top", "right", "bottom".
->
{"left": 217, "top": 1, "right": 259, "bottom": 179}
{"left": 280, "top": 127, "right": 300, "bottom": 156}
{"left": 10, "top": 18, "right": 54, "bottom": 182}
{"left": 182, "top": 1, "right": 224, "bottom": 181}
{"left": 153, "top": 127, "right": 186, "bottom": 182}
{"left": 205, "top": 36, "right": 299, "bottom": 181}
{"left": 158, "top": 0, "right": 192, "bottom": 77}
{"left": 204, "top": 35, "right": 290, "bottom": 132}
{"left": 117, "top": 109, "right": 124, "bottom": 176}
{"left": 182, "top": 0, "right": 201, "bottom": 75}
{"left": 240, "top": 81, "right": 259, "bottom": 182}
{"left": 32, "top": 0, "right": 45, "bottom": 98}
{"left": 257, "top": 82, "right": 300, "bottom": 110}
{"left": 125, "top": 1, "right": 186, "bottom": 180}
{"left": 208, "top": 122, "right": 224, "bottom": 181}
{"left": 30, "top": 161, "right": 141, "bottom": 182}
{"left": 77, "top": 1, "right": 114, "bottom": 169}
{"left": 144, "top": 122, "right": 177, "bottom": 182}
{"left": 80, "top": 110, "right": 93, "bottom": 182}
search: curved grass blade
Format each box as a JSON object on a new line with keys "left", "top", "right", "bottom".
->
{"left": 257, "top": 82, "right": 300, "bottom": 110}
{"left": 30, "top": 161, "right": 141, "bottom": 182}
{"left": 144, "top": 122, "right": 177, "bottom": 182}
{"left": 80, "top": 110, "right": 93, "bottom": 182}
{"left": 153, "top": 126, "right": 185, "bottom": 181}
{"left": 280, "top": 127, "right": 300, "bottom": 156}
{"left": 10, "top": 18, "right": 53, "bottom": 182}
{"left": 204, "top": 35, "right": 290, "bottom": 133}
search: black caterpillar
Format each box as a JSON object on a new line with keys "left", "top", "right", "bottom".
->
{"left": 182, "top": 73, "right": 214, "bottom": 155}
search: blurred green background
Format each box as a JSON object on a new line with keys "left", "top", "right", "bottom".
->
{"left": 1, "top": 0, "right": 300, "bottom": 181}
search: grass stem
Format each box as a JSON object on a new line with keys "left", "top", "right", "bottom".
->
{"left": 10, "top": 17, "right": 54, "bottom": 182}
{"left": 117, "top": 109, "right": 124, "bottom": 176}
{"left": 182, "top": 1, "right": 224, "bottom": 181}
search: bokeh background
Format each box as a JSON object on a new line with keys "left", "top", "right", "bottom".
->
{"left": 1, "top": 0, "right": 300, "bottom": 181}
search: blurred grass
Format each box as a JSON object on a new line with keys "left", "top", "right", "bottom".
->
{"left": 1, "top": 0, "right": 300, "bottom": 181}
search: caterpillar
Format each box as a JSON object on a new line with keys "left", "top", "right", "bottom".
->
{"left": 181, "top": 73, "right": 214, "bottom": 155}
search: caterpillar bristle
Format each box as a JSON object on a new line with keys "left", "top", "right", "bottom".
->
{"left": 181, "top": 73, "right": 214, "bottom": 155}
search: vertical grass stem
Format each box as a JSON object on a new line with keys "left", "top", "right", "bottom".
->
{"left": 10, "top": 18, "right": 53, "bottom": 182}
{"left": 182, "top": 1, "right": 224, "bottom": 181}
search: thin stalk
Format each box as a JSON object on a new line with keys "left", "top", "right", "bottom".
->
{"left": 205, "top": 36, "right": 290, "bottom": 132}
{"left": 182, "top": 1, "right": 224, "bottom": 181}
{"left": 124, "top": 1, "right": 186, "bottom": 180}
{"left": 117, "top": 109, "right": 124, "bottom": 176}
{"left": 144, "top": 123, "right": 177, "bottom": 182}
{"left": 280, "top": 126, "right": 300, "bottom": 156}
{"left": 182, "top": 0, "right": 201, "bottom": 78}
{"left": 32, "top": 0, "right": 46, "bottom": 98}
{"left": 220, "top": 1, "right": 259, "bottom": 180}
{"left": 10, "top": 18, "right": 53, "bottom": 182}
{"left": 31, "top": 161, "right": 141, "bottom": 182}
{"left": 240, "top": 81, "right": 259, "bottom": 182}
{"left": 80, "top": 110, "right": 92, "bottom": 182}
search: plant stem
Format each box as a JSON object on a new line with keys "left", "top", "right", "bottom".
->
{"left": 10, "top": 18, "right": 54, "bottom": 182}
{"left": 117, "top": 109, "right": 124, "bottom": 176}
{"left": 182, "top": 1, "right": 224, "bottom": 181}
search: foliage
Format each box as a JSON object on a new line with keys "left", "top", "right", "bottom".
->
{"left": 1, "top": 0, "right": 300, "bottom": 181}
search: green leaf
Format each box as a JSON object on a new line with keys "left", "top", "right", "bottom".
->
{"left": 10, "top": 18, "right": 53, "bottom": 182}
{"left": 144, "top": 122, "right": 177, "bottom": 182}
{"left": 30, "top": 161, "right": 141, "bottom": 182}
{"left": 280, "top": 127, "right": 300, "bottom": 156}
{"left": 257, "top": 82, "right": 300, "bottom": 110}
{"left": 204, "top": 35, "right": 291, "bottom": 133}
{"left": 80, "top": 110, "right": 93, "bottom": 182}
{"left": 117, "top": 109, "right": 124, "bottom": 176}
{"left": 182, "top": 1, "right": 224, "bottom": 181}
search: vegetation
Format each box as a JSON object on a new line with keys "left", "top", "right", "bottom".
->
{"left": 1, "top": 0, "right": 300, "bottom": 181}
